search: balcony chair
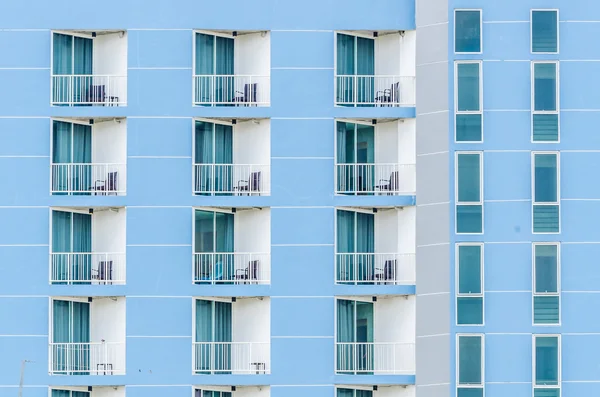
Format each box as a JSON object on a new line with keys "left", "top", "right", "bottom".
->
{"left": 92, "top": 260, "right": 113, "bottom": 285}
{"left": 235, "top": 171, "right": 261, "bottom": 196}
{"left": 375, "top": 171, "right": 399, "bottom": 195}
{"left": 375, "top": 259, "right": 397, "bottom": 285}
{"left": 375, "top": 82, "right": 400, "bottom": 106}
{"left": 235, "top": 260, "right": 259, "bottom": 284}
{"left": 93, "top": 171, "right": 118, "bottom": 196}
{"left": 234, "top": 83, "right": 258, "bottom": 106}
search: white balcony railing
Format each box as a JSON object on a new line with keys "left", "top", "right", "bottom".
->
{"left": 193, "top": 342, "right": 270, "bottom": 374}
{"left": 335, "top": 75, "right": 415, "bottom": 107}
{"left": 51, "top": 75, "right": 126, "bottom": 106}
{"left": 335, "top": 253, "right": 415, "bottom": 285}
{"left": 49, "top": 342, "right": 125, "bottom": 375}
{"left": 193, "top": 164, "right": 270, "bottom": 196}
{"left": 336, "top": 163, "right": 416, "bottom": 195}
{"left": 51, "top": 163, "right": 126, "bottom": 195}
{"left": 336, "top": 342, "right": 415, "bottom": 374}
{"left": 193, "top": 75, "right": 270, "bottom": 106}
{"left": 193, "top": 253, "right": 270, "bottom": 285}
{"left": 50, "top": 253, "right": 126, "bottom": 285}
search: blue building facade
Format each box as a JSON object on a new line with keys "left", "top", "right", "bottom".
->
{"left": 0, "top": 2, "right": 419, "bottom": 397}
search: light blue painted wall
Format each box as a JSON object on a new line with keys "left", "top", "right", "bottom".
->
{"left": 0, "top": 0, "right": 416, "bottom": 396}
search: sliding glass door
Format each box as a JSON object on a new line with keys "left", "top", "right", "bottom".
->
{"left": 337, "top": 299, "right": 374, "bottom": 374}
{"left": 53, "top": 33, "right": 93, "bottom": 105}
{"left": 195, "top": 32, "right": 235, "bottom": 104}
{"left": 336, "top": 33, "right": 375, "bottom": 106}
{"left": 52, "top": 390, "right": 90, "bottom": 397}
{"left": 194, "top": 120, "right": 234, "bottom": 195}
{"left": 52, "top": 210, "right": 92, "bottom": 284}
{"left": 194, "top": 209, "right": 234, "bottom": 282}
{"left": 53, "top": 300, "right": 90, "bottom": 375}
{"left": 337, "top": 389, "right": 373, "bottom": 397}
{"left": 337, "top": 210, "right": 375, "bottom": 284}
{"left": 336, "top": 121, "right": 375, "bottom": 194}
{"left": 195, "top": 299, "right": 233, "bottom": 373}
{"left": 52, "top": 121, "right": 92, "bottom": 195}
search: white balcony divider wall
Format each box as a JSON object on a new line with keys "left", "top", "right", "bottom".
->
{"left": 92, "top": 119, "right": 127, "bottom": 194}
{"left": 51, "top": 386, "right": 126, "bottom": 397}
{"left": 193, "top": 30, "right": 270, "bottom": 106}
{"left": 50, "top": 207, "right": 126, "bottom": 284}
{"left": 51, "top": 31, "right": 127, "bottom": 106}
{"left": 49, "top": 296, "right": 126, "bottom": 375}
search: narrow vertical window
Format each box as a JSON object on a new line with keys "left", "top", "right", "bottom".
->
{"left": 532, "top": 62, "right": 559, "bottom": 142}
{"left": 534, "top": 335, "right": 560, "bottom": 397}
{"left": 456, "top": 62, "right": 482, "bottom": 142}
{"left": 532, "top": 152, "right": 559, "bottom": 233}
{"left": 455, "top": 10, "right": 482, "bottom": 53}
{"left": 457, "top": 244, "right": 483, "bottom": 325}
{"left": 456, "top": 152, "right": 483, "bottom": 234}
{"left": 457, "top": 335, "right": 484, "bottom": 397}
{"left": 532, "top": 10, "right": 558, "bottom": 53}
{"left": 533, "top": 244, "right": 560, "bottom": 325}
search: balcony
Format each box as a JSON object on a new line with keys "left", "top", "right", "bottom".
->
{"left": 50, "top": 297, "right": 126, "bottom": 375}
{"left": 50, "top": 207, "right": 126, "bottom": 285}
{"left": 193, "top": 30, "right": 270, "bottom": 107}
{"left": 193, "top": 119, "right": 270, "bottom": 196}
{"left": 335, "top": 31, "right": 415, "bottom": 107}
{"left": 193, "top": 208, "right": 270, "bottom": 284}
{"left": 51, "top": 118, "right": 127, "bottom": 196}
{"left": 335, "top": 119, "right": 415, "bottom": 195}
{"left": 335, "top": 296, "right": 415, "bottom": 375}
{"left": 193, "top": 297, "right": 270, "bottom": 374}
{"left": 335, "top": 207, "right": 415, "bottom": 285}
{"left": 195, "top": 386, "right": 269, "bottom": 397}
{"left": 51, "top": 30, "right": 127, "bottom": 106}
{"left": 336, "top": 386, "right": 414, "bottom": 397}
{"left": 52, "top": 387, "right": 125, "bottom": 397}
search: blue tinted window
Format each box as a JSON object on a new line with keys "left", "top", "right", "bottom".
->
{"left": 533, "top": 205, "right": 559, "bottom": 233}
{"left": 456, "top": 114, "right": 482, "bottom": 142}
{"left": 534, "top": 63, "right": 557, "bottom": 112}
{"left": 458, "top": 245, "right": 481, "bottom": 293}
{"left": 534, "top": 154, "right": 557, "bottom": 203}
{"left": 458, "top": 335, "right": 482, "bottom": 384}
{"left": 535, "top": 245, "right": 558, "bottom": 292}
{"left": 535, "top": 336, "right": 559, "bottom": 385}
{"left": 458, "top": 154, "right": 481, "bottom": 202}
{"left": 532, "top": 11, "right": 558, "bottom": 53}
{"left": 534, "top": 296, "right": 559, "bottom": 324}
{"left": 457, "top": 205, "right": 483, "bottom": 234}
{"left": 456, "top": 10, "right": 481, "bottom": 53}
{"left": 533, "top": 114, "right": 559, "bottom": 142}
{"left": 457, "top": 63, "right": 480, "bottom": 112}
{"left": 457, "top": 298, "right": 483, "bottom": 325}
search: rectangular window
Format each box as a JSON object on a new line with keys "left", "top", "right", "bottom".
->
{"left": 531, "top": 10, "right": 558, "bottom": 53}
{"left": 455, "top": 10, "right": 482, "bottom": 53}
{"left": 532, "top": 62, "right": 559, "bottom": 142}
{"left": 457, "top": 335, "right": 484, "bottom": 397}
{"left": 456, "top": 152, "right": 483, "bottom": 234}
{"left": 456, "top": 62, "right": 482, "bottom": 142}
{"left": 457, "top": 244, "right": 483, "bottom": 325}
{"left": 532, "top": 152, "right": 559, "bottom": 233}
{"left": 533, "top": 244, "right": 560, "bottom": 325}
{"left": 534, "top": 335, "right": 560, "bottom": 397}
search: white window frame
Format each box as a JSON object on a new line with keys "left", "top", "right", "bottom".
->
{"left": 531, "top": 61, "right": 560, "bottom": 143}
{"left": 532, "top": 243, "right": 561, "bottom": 326}
{"left": 454, "top": 9, "right": 483, "bottom": 54}
{"left": 456, "top": 243, "right": 484, "bottom": 326}
{"left": 48, "top": 296, "right": 91, "bottom": 345}
{"left": 456, "top": 334, "right": 485, "bottom": 396}
{"left": 530, "top": 9, "right": 560, "bottom": 54}
{"left": 532, "top": 334, "right": 561, "bottom": 394}
{"left": 454, "top": 61, "right": 483, "bottom": 143}
{"left": 455, "top": 151, "right": 484, "bottom": 235}
{"left": 531, "top": 151, "right": 560, "bottom": 234}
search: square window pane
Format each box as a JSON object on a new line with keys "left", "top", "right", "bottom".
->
{"left": 457, "top": 388, "right": 484, "bottom": 397}
{"left": 534, "top": 296, "right": 560, "bottom": 325}
{"left": 533, "top": 114, "right": 559, "bottom": 142}
{"left": 535, "top": 245, "right": 558, "bottom": 292}
{"left": 455, "top": 11, "right": 481, "bottom": 53}
{"left": 458, "top": 335, "right": 482, "bottom": 384}
{"left": 457, "top": 297, "right": 483, "bottom": 325}
{"left": 532, "top": 11, "right": 558, "bottom": 53}
{"left": 534, "top": 388, "right": 560, "bottom": 397}
{"left": 457, "top": 63, "right": 480, "bottom": 112}
{"left": 457, "top": 114, "right": 483, "bottom": 142}
{"left": 534, "top": 154, "right": 558, "bottom": 203}
{"left": 457, "top": 205, "right": 483, "bottom": 234}
{"left": 458, "top": 154, "right": 481, "bottom": 202}
{"left": 534, "top": 63, "right": 557, "bottom": 111}
{"left": 458, "top": 245, "right": 481, "bottom": 294}
{"left": 535, "top": 336, "right": 559, "bottom": 385}
{"left": 533, "top": 205, "right": 560, "bottom": 233}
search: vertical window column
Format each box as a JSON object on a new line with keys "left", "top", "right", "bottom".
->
{"left": 533, "top": 244, "right": 560, "bottom": 325}
{"left": 455, "top": 10, "right": 482, "bottom": 53}
{"left": 457, "top": 334, "right": 484, "bottom": 397}
{"left": 531, "top": 10, "right": 559, "bottom": 53}
{"left": 456, "top": 62, "right": 483, "bottom": 142}
{"left": 457, "top": 244, "right": 483, "bottom": 325}
{"left": 456, "top": 152, "right": 483, "bottom": 234}
{"left": 532, "top": 62, "right": 559, "bottom": 142}
{"left": 534, "top": 335, "right": 561, "bottom": 397}
{"left": 533, "top": 152, "right": 560, "bottom": 233}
